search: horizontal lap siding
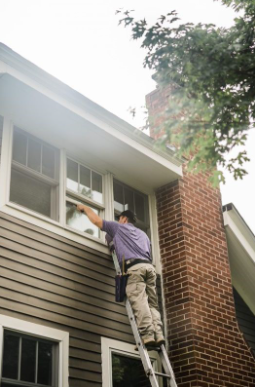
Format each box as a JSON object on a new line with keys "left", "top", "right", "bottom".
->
{"left": 0, "top": 213, "right": 134, "bottom": 386}
{"left": 233, "top": 288, "right": 255, "bottom": 357}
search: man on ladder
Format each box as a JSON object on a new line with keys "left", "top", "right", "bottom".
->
{"left": 77, "top": 205, "right": 165, "bottom": 347}
{"left": 77, "top": 205, "right": 177, "bottom": 387}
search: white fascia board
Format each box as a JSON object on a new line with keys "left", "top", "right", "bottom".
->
{"left": 223, "top": 210, "right": 255, "bottom": 265}
{"left": 0, "top": 51, "right": 182, "bottom": 177}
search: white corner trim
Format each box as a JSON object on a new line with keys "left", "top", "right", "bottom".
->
{"left": 101, "top": 337, "right": 161, "bottom": 387}
{"left": 149, "top": 194, "right": 162, "bottom": 274}
{"left": 223, "top": 211, "right": 255, "bottom": 264}
{"left": 0, "top": 314, "right": 69, "bottom": 387}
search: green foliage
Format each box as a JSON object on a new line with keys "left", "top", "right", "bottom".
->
{"left": 117, "top": 0, "right": 254, "bottom": 184}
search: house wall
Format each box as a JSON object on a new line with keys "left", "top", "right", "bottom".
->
{"left": 147, "top": 88, "right": 255, "bottom": 387}
{"left": 0, "top": 211, "right": 133, "bottom": 387}
{"left": 0, "top": 210, "right": 163, "bottom": 386}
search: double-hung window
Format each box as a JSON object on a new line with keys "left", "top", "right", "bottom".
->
{"left": 1, "top": 330, "right": 58, "bottom": 387}
{"left": 113, "top": 179, "right": 151, "bottom": 236}
{"left": 10, "top": 127, "right": 59, "bottom": 220}
{"left": 0, "top": 315, "right": 69, "bottom": 387}
{"left": 65, "top": 158, "right": 104, "bottom": 238}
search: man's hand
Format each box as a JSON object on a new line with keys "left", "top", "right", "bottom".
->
{"left": 77, "top": 204, "right": 85, "bottom": 213}
{"left": 76, "top": 204, "right": 103, "bottom": 229}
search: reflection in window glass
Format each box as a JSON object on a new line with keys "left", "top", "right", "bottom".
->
{"left": 12, "top": 130, "right": 27, "bottom": 165}
{"left": 135, "top": 193, "right": 145, "bottom": 222}
{"left": 112, "top": 353, "right": 151, "bottom": 387}
{"left": 38, "top": 342, "right": 53, "bottom": 386}
{"left": 10, "top": 169, "right": 51, "bottom": 218}
{"left": 124, "top": 188, "right": 134, "bottom": 212}
{"left": 67, "top": 159, "right": 78, "bottom": 192}
{"left": 114, "top": 182, "right": 124, "bottom": 213}
{"left": 66, "top": 201, "right": 100, "bottom": 238}
{"left": 80, "top": 165, "right": 91, "bottom": 198}
{"left": 28, "top": 138, "right": 41, "bottom": 173}
{"left": 92, "top": 171, "right": 103, "bottom": 203}
{"left": 21, "top": 338, "right": 36, "bottom": 382}
{"left": 2, "top": 332, "right": 19, "bottom": 380}
{"left": 42, "top": 145, "right": 55, "bottom": 178}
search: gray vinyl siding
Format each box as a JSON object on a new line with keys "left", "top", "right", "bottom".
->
{"left": 233, "top": 288, "right": 255, "bottom": 357}
{"left": 0, "top": 212, "right": 131, "bottom": 386}
{"left": 0, "top": 212, "right": 163, "bottom": 386}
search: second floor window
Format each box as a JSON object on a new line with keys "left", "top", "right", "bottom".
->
{"left": 65, "top": 158, "right": 104, "bottom": 238}
{"left": 10, "top": 127, "right": 59, "bottom": 220}
{"left": 113, "top": 179, "right": 150, "bottom": 236}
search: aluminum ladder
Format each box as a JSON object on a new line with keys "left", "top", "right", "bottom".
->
{"left": 112, "top": 249, "right": 178, "bottom": 387}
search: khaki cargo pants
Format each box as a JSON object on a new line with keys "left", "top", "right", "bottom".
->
{"left": 126, "top": 263, "right": 164, "bottom": 341}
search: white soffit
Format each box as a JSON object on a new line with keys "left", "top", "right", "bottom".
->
{"left": 0, "top": 44, "right": 182, "bottom": 193}
{"left": 223, "top": 204, "right": 255, "bottom": 315}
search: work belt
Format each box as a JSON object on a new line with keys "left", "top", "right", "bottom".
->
{"left": 125, "top": 258, "right": 152, "bottom": 271}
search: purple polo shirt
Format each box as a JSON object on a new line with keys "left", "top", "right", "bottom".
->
{"left": 102, "top": 220, "right": 151, "bottom": 264}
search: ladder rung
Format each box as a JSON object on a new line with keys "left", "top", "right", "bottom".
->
{"left": 154, "top": 371, "right": 171, "bottom": 379}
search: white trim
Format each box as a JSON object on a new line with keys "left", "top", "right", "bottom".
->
{"left": 0, "top": 203, "right": 109, "bottom": 254}
{"left": 223, "top": 211, "right": 255, "bottom": 264}
{"left": 0, "top": 117, "right": 13, "bottom": 207}
{"left": 0, "top": 314, "right": 69, "bottom": 387}
{"left": 149, "top": 194, "right": 162, "bottom": 273}
{"left": 59, "top": 149, "right": 66, "bottom": 226}
{"left": 101, "top": 337, "right": 162, "bottom": 387}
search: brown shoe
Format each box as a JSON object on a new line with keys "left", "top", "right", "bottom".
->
{"left": 155, "top": 334, "right": 166, "bottom": 346}
{"left": 143, "top": 337, "right": 156, "bottom": 347}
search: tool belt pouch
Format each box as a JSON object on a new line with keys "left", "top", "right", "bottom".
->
{"left": 115, "top": 274, "right": 128, "bottom": 302}
{"left": 115, "top": 255, "right": 128, "bottom": 302}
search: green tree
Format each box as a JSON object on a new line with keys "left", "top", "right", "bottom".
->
{"left": 117, "top": 0, "right": 254, "bottom": 183}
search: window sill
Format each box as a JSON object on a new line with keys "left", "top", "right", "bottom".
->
{"left": 0, "top": 203, "right": 110, "bottom": 255}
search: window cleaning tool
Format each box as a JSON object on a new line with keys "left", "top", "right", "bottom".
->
{"left": 110, "top": 244, "right": 178, "bottom": 387}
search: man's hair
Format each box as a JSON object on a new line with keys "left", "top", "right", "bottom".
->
{"left": 118, "top": 210, "right": 136, "bottom": 224}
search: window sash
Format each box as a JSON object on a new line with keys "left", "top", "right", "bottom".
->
{"left": 66, "top": 157, "right": 104, "bottom": 206}
{"left": 1, "top": 330, "right": 58, "bottom": 387}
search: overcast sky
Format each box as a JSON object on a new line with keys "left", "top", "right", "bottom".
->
{"left": 1, "top": 0, "right": 254, "bottom": 233}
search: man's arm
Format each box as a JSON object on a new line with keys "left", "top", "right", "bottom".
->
{"left": 76, "top": 204, "right": 103, "bottom": 229}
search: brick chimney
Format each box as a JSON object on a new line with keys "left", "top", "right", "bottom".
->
{"left": 146, "top": 88, "right": 255, "bottom": 386}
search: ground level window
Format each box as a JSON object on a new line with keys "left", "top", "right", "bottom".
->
{"left": 102, "top": 338, "right": 162, "bottom": 387}
{"left": 112, "top": 352, "right": 152, "bottom": 387}
{"left": 1, "top": 330, "right": 58, "bottom": 387}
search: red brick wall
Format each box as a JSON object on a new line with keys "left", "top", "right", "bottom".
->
{"left": 148, "top": 88, "right": 255, "bottom": 386}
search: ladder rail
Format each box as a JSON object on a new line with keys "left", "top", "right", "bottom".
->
{"left": 111, "top": 249, "right": 178, "bottom": 387}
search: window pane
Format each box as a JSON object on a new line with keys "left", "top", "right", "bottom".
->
{"left": 2, "top": 332, "right": 20, "bottom": 380}
{"left": 124, "top": 188, "right": 134, "bottom": 212}
{"left": 12, "top": 129, "right": 27, "bottom": 165}
{"left": 67, "top": 159, "right": 78, "bottom": 192}
{"left": 92, "top": 171, "right": 103, "bottom": 203}
{"left": 21, "top": 338, "right": 36, "bottom": 383}
{"left": 38, "top": 342, "right": 53, "bottom": 386}
{"left": 112, "top": 353, "right": 151, "bottom": 387}
{"left": 28, "top": 137, "right": 41, "bottom": 173}
{"left": 42, "top": 145, "right": 55, "bottom": 178}
{"left": 10, "top": 169, "right": 52, "bottom": 218}
{"left": 113, "top": 182, "right": 124, "bottom": 213}
{"left": 66, "top": 201, "right": 100, "bottom": 237}
{"left": 79, "top": 165, "right": 91, "bottom": 198}
{"left": 135, "top": 193, "right": 145, "bottom": 222}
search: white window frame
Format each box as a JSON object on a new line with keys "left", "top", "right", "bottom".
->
{"left": 101, "top": 337, "right": 163, "bottom": 387}
{"left": 0, "top": 314, "right": 69, "bottom": 387}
